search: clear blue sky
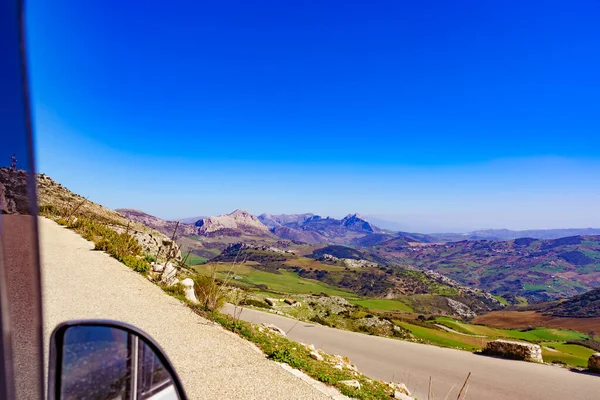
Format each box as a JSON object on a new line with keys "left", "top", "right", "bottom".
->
{"left": 26, "top": 1, "right": 600, "bottom": 232}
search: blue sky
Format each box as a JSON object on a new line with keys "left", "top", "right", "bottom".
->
{"left": 26, "top": 1, "right": 600, "bottom": 232}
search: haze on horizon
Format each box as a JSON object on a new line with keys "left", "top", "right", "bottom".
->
{"left": 26, "top": 1, "right": 600, "bottom": 234}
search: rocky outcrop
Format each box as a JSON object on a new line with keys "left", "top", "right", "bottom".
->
{"left": 483, "top": 340, "right": 543, "bottom": 362}
{"left": 319, "top": 254, "right": 378, "bottom": 268}
{"left": 112, "top": 226, "right": 181, "bottom": 261}
{"left": 589, "top": 353, "right": 600, "bottom": 372}
{"left": 196, "top": 210, "right": 273, "bottom": 237}
{"left": 446, "top": 298, "right": 476, "bottom": 319}
{"left": 424, "top": 270, "right": 505, "bottom": 309}
{"left": 36, "top": 174, "right": 182, "bottom": 263}
{"left": 0, "top": 168, "right": 31, "bottom": 214}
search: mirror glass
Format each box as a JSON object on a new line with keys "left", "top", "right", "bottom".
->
{"left": 59, "top": 325, "right": 179, "bottom": 400}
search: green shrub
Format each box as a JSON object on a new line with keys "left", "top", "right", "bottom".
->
{"left": 269, "top": 348, "right": 307, "bottom": 369}
{"left": 39, "top": 204, "right": 59, "bottom": 216}
{"left": 144, "top": 255, "right": 156, "bottom": 263}
{"left": 241, "top": 298, "right": 271, "bottom": 309}
{"left": 194, "top": 275, "right": 226, "bottom": 311}
{"left": 120, "top": 255, "right": 150, "bottom": 273}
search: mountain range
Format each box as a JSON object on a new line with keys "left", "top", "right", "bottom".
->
{"left": 115, "top": 208, "right": 600, "bottom": 304}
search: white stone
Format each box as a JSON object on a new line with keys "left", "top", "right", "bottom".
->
{"left": 151, "top": 263, "right": 164, "bottom": 272}
{"left": 394, "top": 392, "right": 414, "bottom": 400}
{"left": 181, "top": 278, "right": 197, "bottom": 303}
{"left": 161, "top": 262, "right": 177, "bottom": 283}
{"left": 260, "top": 323, "right": 286, "bottom": 337}
{"left": 339, "top": 380, "right": 361, "bottom": 390}
{"left": 310, "top": 351, "right": 323, "bottom": 361}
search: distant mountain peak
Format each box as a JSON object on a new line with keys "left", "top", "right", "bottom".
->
{"left": 341, "top": 213, "right": 375, "bottom": 233}
{"left": 196, "top": 210, "right": 272, "bottom": 237}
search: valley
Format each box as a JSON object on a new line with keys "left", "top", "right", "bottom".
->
{"left": 9, "top": 171, "right": 599, "bottom": 395}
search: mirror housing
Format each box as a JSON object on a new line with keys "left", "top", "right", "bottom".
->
{"left": 48, "top": 320, "right": 187, "bottom": 400}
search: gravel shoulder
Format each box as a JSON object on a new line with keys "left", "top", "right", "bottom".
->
{"left": 39, "top": 217, "right": 328, "bottom": 399}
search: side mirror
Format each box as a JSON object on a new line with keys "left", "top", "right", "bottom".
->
{"left": 48, "top": 320, "right": 187, "bottom": 400}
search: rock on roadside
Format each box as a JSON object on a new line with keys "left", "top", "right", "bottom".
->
{"left": 483, "top": 340, "right": 543, "bottom": 363}
{"left": 588, "top": 353, "right": 600, "bottom": 372}
{"left": 181, "top": 278, "right": 198, "bottom": 303}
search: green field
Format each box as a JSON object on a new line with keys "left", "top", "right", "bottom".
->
{"left": 434, "top": 317, "right": 588, "bottom": 342}
{"left": 394, "top": 321, "right": 486, "bottom": 351}
{"left": 184, "top": 254, "right": 208, "bottom": 265}
{"left": 402, "top": 317, "right": 594, "bottom": 367}
{"left": 541, "top": 343, "right": 596, "bottom": 367}
{"left": 194, "top": 263, "right": 353, "bottom": 297}
{"left": 350, "top": 299, "right": 413, "bottom": 312}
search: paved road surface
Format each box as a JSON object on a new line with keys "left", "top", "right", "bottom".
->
{"left": 223, "top": 304, "right": 600, "bottom": 400}
{"left": 40, "top": 218, "right": 329, "bottom": 399}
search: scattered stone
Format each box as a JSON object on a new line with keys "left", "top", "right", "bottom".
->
{"left": 260, "top": 323, "right": 286, "bottom": 337}
{"left": 588, "top": 353, "right": 600, "bottom": 372}
{"left": 284, "top": 298, "right": 297, "bottom": 305}
{"left": 265, "top": 298, "right": 276, "bottom": 306}
{"left": 151, "top": 263, "right": 164, "bottom": 272}
{"left": 181, "top": 278, "right": 197, "bottom": 303}
{"left": 388, "top": 382, "right": 411, "bottom": 396}
{"left": 308, "top": 344, "right": 316, "bottom": 351}
{"left": 333, "top": 364, "right": 343, "bottom": 370}
{"left": 310, "top": 351, "right": 323, "bottom": 361}
{"left": 339, "top": 380, "right": 361, "bottom": 390}
{"left": 160, "top": 262, "right": 177, "bottom": 284}
{"left": 484, "top": 340, "right": 543, "bottom": 363}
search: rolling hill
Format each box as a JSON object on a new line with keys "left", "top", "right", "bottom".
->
{"left": 370, "top": 235, "right": 600, "bottom": 303}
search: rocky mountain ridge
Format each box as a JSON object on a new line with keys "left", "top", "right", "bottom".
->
{"left": 195, "top": 209, "right": 274, "bottom": 237}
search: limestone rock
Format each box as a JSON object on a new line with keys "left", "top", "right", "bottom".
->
{"left": 588, "top": 353, "right": 600, "bottom": 372}
{"left": 388, "top": 382, "right": 411, "bottom": 396}
{"left": 446, "top": 298, "right": 476, "bottom": 319}
{"left": 181, "top": 278, "right": 197, "bottom": 303}
{"left": 339, "top": 380, "right": 361, "bottom": 390}
{"left": 161, "top": 262, "right": 178, "bottom": 284}
{"left": 195, "top": 209, "right": 272, "bottom": 237}
{"left": 260, "top": 323, "right": 286, "bottom": 337}
{"left": 151, "top": 263, "right": 165, "bottom": 272}
{"left": 310, "top": 351, "right": 323, "bottom": 361}
{"left": 484, "top": 340, "right": 543, "bottom": 362}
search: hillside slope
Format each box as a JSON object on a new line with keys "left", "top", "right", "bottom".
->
{"left": 545, "top": 288, "right": 600, "bottom": 317}
{"left": 36, "top": 174, "right": 180, "bottom": 259}
{"left": 371, "top": 235, "right": 600, "bottom": 302}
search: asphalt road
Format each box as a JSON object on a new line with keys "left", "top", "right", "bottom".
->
{"left": 223, "top": 304, "right": 600, "bottom": 400}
